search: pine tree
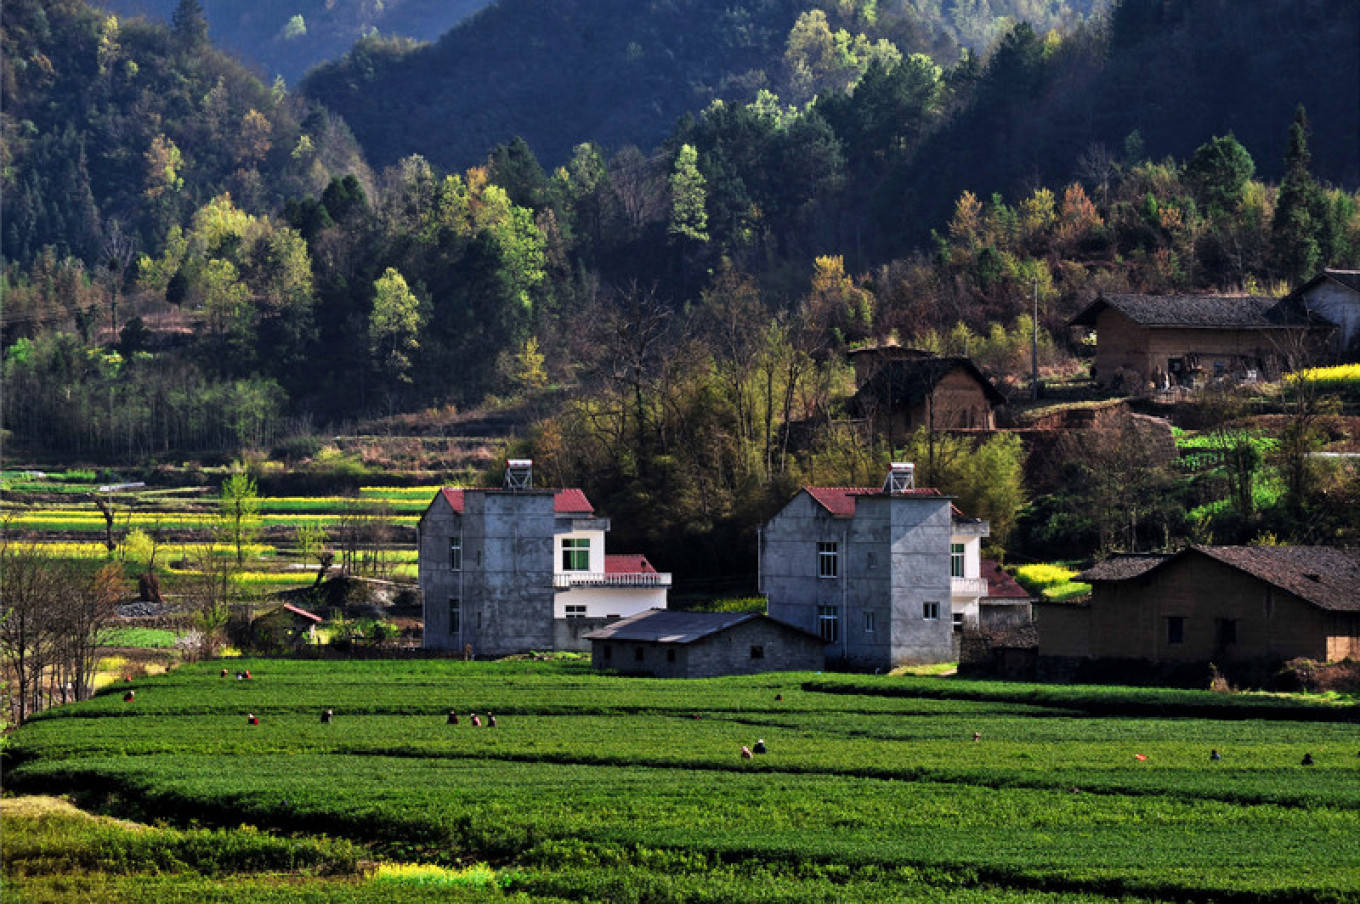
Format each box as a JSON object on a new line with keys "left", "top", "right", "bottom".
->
{"left": 1270, "top": 106, "right": 1324, "bottom": 283}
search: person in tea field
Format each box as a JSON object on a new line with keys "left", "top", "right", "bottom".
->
{"left": 471, "top": 713, "right": 482, "bottom": 727}
{"left": 753, "top": 739, "right": 766, "bottom": 754}
{"left": 487, "top": 713, "right": 497, "bottom": 727}
{"left": 1301, "top": 752, "right": 1315, "bottom": 766}
{"left": 447, "top": 710, "right": 459, "bottom": 724}
{"left": 741, "top": 745, "right": 753, "bottom": 759}
{"left": 1210, "top": 749, "right": 1222, "bottom": 761}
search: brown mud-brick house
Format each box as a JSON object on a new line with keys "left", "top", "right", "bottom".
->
{"left": 1036, "top": 546, "right": 1360, "bottom": 677}
{"left": 1068, "top": 293, "right": 1314, "bottom": 391}
{"left": 847, "top": 346, "right": 1005, "bottom": 445}
{"left": 584, "top": 609, "right": 826, "bottom": 678}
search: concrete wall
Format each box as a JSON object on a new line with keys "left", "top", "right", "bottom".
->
{"left": 554, "top": 615, "right": 615, "bottom": 652}
{"left": 1302, "top": 281, "right": 1360, "bottom": 352}
{"left": 762, "top": 491, "right": 954, "bottom": 669}
{"left": 591, "top": 618, "right": 824, "bottom": 678}
{"left": 419, "top": 491, "right": 558, "bottom": 656}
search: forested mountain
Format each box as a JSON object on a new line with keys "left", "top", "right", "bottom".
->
{"left": 878, "top": 0, "right": 1360, "bottom": 255}
{"left": 301, "top": 0, "right": 1112, "bottom": 173}
{"left": 95, "top": 0, "right": 491, "bottom": 84}
{"left": 1, "top": 0, "right": 367, "bottom": 270}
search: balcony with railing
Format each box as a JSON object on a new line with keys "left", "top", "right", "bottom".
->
{"left": 554, "top": 571, "right": 673, "bottom": 589}
{"left": 950, "top": 576, "right": 989, "bottom": 597}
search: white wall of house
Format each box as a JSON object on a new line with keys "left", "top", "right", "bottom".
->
{"left": 554, "top": 587, "right": 667, "bottom": 618}
{"left": 555, "top": 528, "right": 608, "bottom": 575}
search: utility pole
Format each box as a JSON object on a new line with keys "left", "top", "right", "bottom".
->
{"left": 1031, "top": 279, "right": 1040, "bottom": 401}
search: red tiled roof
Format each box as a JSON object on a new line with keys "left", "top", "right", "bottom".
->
{"left": 282, "top": 603, "right": 323, "bottom": 623}
{"left": 804, "top": 485, "right": 942, "bottom": 518}
{"left": 605, "top": 554, "right": 657, "bottom": 574}
{"left": 980, "top": 560, "right": 1031, "bottom": 599}
{"left": 439, "top": 487, "right": 594, "bottom": 514}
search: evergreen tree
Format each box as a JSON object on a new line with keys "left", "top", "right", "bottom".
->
{"left": 1270, "top": 106, "right": 1325, "bottom": 284}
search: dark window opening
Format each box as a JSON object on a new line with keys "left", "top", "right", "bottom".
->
{"left": 750, "top": 645, "right": 764, "bottom": 660}
{"left": 1167, "top": 616, "right": 1185, "bottom": 645}
{"left": 634, "top": 646, "right": 645, "bottom": 662}
{"left": 1215, "top": 618, "right": 1237, "bottom": 646}
{"left": 666, "top": 648, "right": 676, "bottom": 663}
{"left": 603, "top": 645, "right": 612, "bottom": 660}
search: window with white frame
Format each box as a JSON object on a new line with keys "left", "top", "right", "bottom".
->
{"left": 448, "top": 598, "right": 460, "bottom": 635}
{"left": 561, "top": 537, "right": 590, "bottom": 571}
{"left": 952, "top": 613, "right": 964, "bottom": 633}
{"left": 817, "top": 541, "right": 839, "bottom": 578}
{"left": 922, "top": 601, "right": 940, "bottom": 620}
{"left": 449, "top": 537, "right": 462, "bottom": 571}
{"left": 817, "top": 605, "right": 839, "bottom": 643}
{"left": 950, "top": 543, "right": 965, "bottom": 578}
{"left": 564, "top": 604, "right": 587, "bottom": 619}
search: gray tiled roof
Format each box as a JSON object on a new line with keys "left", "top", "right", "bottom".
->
{"left": 1081, "top": 546, "right": 1360, "bottom": 612}
{"left": 1069, "top": 294, "right": 1306, "bottom": 328}
{"left": 1079, "top": 554, "right": 1173, "bottom": 582}
{"left": 583, "top": 609, "right": 823, "bottom": 644}
{"left": 1192, "top": 546, "right": 1360, "bottom": 612}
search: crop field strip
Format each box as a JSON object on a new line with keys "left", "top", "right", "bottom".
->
{"left": 8, "top": 661, "right": 1360, "bottom": 903}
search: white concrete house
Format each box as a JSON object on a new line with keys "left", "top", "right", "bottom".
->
{"left": 760, "top": 463, "right": 991, "bottom": 668}
{"left": 418, "top": 461, "right": 669, "bottom": 655}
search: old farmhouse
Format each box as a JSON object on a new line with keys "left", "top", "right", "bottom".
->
{"left": 1036, "top": 545, "right": 1360, "bottom": 672}
{"left": 848, "top": 346, "right": 1005, "bottom": 444}
{"left": 584, "top": 609, "right": 825, "bottom": 678}
{"left": 760, "top": 463, "right": 994, "bottom": 669}
{"left": 1069, "top": 293, "right": 1312, "bottom": 391}
{"left": 418, "top": 460, "right": 670, "bottom": 656}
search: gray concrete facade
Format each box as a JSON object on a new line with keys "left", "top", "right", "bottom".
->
{"left": 761, "top": 490, "right": 955, "bottom": 668}
{"left": 419, "top": 490, "right": 559, "bottom": 656}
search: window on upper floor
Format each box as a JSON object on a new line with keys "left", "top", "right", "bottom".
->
{"left": 562, "top": 538, "right": 590, "bottom": 571}
{"left": 950, "top": 543, "right": 965, "bottom": 578}
{"left": 922, "top": 601, "right": 940, "bottom": 620}
{"left": 817, "top": 541, "right": 839, "bottom": 579}
{"left": 565, "top": 604, "right": 587, "bottom": 619}
{"left": 449, "top": 537, "right": 462, "bottom": 571}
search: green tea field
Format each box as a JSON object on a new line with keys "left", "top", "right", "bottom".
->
{"left": 5, "top": 660, "right": 1360, "bottom": 903}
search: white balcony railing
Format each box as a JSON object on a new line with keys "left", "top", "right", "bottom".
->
{"left": 554, "top": 571, "right": 673, "bottom": 589}
{"left": 950, "top": 576, "right": 989, "bottom": 597}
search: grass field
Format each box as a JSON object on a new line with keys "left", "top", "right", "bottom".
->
{"left": 6, "top": 660, "right": 1359, "bottom": 903}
